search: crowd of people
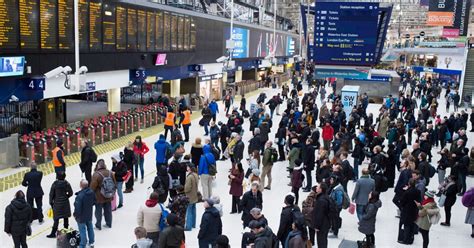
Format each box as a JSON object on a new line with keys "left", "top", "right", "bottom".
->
{"left": 3, "top": 67, "right": 474, "bottom": 248}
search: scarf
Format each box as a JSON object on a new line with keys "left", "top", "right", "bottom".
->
{"left": 145, "top": 198, "right": 159, "bottom": 207}
{"left": 422, "top": 197, "right": 434, "bottom": 206}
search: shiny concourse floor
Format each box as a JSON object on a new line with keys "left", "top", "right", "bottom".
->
{"left": 0, "top": 84, "right": 473, "bottom": 248}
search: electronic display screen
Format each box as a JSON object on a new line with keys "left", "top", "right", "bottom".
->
{"left": 163, "top": 12, "right": 171, "bottom": 51}
{"left": 58, "top": 0, "right": 74, "bottom": 50}
{"left": 79, "top": 0, "right": 89, "bottom": 51}
{"left": 137, "top": 9, "right": 147, "bottom": 51}
{"left": 40, "top": 0, "right": 58, "bottom": 50}
{"left": 89, "top": 0, "right": 102, "bottom": 51}
{"left": 0, "top": 0, "right": 19, "bottom": 51}
{"left": 147, "top": 11, "right": 156, "bottom": 52}
{"left": 20, "top": 0, "right": 39, "bottom": 50}
{"left": 0, "top": 56, "right": 25, "bottom": 77}
{"left": 102, "top": 2, "right": 116, "bottom": 51}
{"left": 116, "top": 5, "right": 127, "bottom": 50}
{"left": 155, "top": 11, "right": 163, "bottom": 51}
{"left": 171, "top": 14, "right": 178, "bottom": 50}
{"left": 127, "top": 8, "right": 137, "bottom": 51}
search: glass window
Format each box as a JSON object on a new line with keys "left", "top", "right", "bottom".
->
{"left": 171, "top": 14, "right": 178, "bottom": 50}
{"left": 155, "top": 11, "right": 163, "bottom": 50}
{"left": 178, "top": 16, "right": 184, "bottom": 50}
{"left": 190, "top": 17, "right": 196, "bottom": 50}
{"left": 163, "top": 12, "right": 171, "bottom": 50}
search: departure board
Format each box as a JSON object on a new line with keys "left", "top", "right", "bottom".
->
{"left": 102, "top": 3, "right": 116, "bottom": 51}
{"left": 190, "top": 18, "right": 196, "bottom": 50}
{"left": 171, "top": 14, "right": 177, "bottom": 50}
{"left": 58, "top": 0, "right": 74, "bottom": 50}
{"left": 178, "top": 16, "right": 184, "bottom": 50}
{"left": 19, "top": 0, "right": 39, "bottom": 50}
{"left": 155, "top": 11, "right": 163, "bottom": 50}
{"left": 184, "top": 17, "right": 190, "bottom": 50}
{"left": 127, "top": 8, "right": 137, "bottom": 51}
{"left": 146, "top": 11, "right": 156, "bottom": 52}
{"left": 89, "top": 0, "right": 102, "bottom": 51}
{"left": 163, "top": 12, "right": 170, "bottom": 50}
{"left": 137, "top": 10, "right": 146, "bottom": 51}
{"left": 116, "top": 5, "right": 126, "bottom": 50}
{"left": 0, "top": 0, "right": 19, "bottom": 51}
{"left": 40, "top": 0, "right": 58, "bottom": 50}
{"left": 79, "top": 0, "right": 89, "bottom": 51}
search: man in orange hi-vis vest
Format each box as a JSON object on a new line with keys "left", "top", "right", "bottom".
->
{"left": 52, "top": 140, "right": 66, "bottom": 175}
{"left": 179, "top": 107, "right": 192, "bottom": 142}
{"left": 163, "top": 107, "right": 176, "bottom": 140}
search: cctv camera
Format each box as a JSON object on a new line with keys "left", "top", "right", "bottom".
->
{"left": 216, "top": 56, "right": 229, "bottom": 63}
{"left": 44, "top": 66, "right": 65, "bottom": 78}
{"left": 63, "top": 66, "right": 72, "bottom": 74}
{"left": 77, "top": 66, "right": 88, "bottom": 74}
{"left": 9, "top": 95, "right": 19, "bottom": 102}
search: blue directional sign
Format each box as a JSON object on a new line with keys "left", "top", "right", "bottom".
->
{"left": 313, "top": 2, "right": 379, "bottom": 66}
{"left": 22, "top": 77, "right": 46, "bottom": 91}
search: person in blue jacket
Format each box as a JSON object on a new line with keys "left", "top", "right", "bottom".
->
{"left": 154, "top": 134, "right": 172, "bottom": 169}
{"left": 209, "top": 100, "right": 219, "bottom": 122}
{"left": 198, "top": 145, "right": 216, "bottom": 199}
{"left": 74, "top": 179, "right": 96, "bottom": 248}
{"left": 329, "top": 175, "right": 344, "bottom": 238}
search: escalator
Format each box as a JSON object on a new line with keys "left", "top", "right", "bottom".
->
{"left": 462, "top": 49, "right": 474, "bottom": 103}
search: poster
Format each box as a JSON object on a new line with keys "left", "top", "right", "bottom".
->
{"left": 341, "top": 87, "right": 359, "bottom": 118}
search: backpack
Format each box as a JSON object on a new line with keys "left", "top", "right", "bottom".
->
{"left": 211, "top": 146, "right": 220, "bottom": 161}
{"left": 271, "top": 148, "right": 278, "bottom": 163}
{"left": 462, "top": 189, "right": 474, "bottom": 208}
{"left": 205, "top": 155, "right": 217, "bottom": 176}
{"left": 242, "top": 109, "right": 250, "bottom": 118}
{"left": 90, "top": 148, "right": 98, "bottom": 163}
{"left": 428, "top": 164, "right": 436, "bottom": 178}
{"left": 341, "top": 191, "right": 350, "bottom": 210}
{"left": 98, "top": 171, "right": 116, "bottom": 199}
{"left": 158, "top": 204, "right": 170, "bottom": 231}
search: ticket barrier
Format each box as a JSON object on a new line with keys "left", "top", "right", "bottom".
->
{"left": 111, "top": 113, "right": 120, "bottom": 139}
{"left": 32, "top": 132, "right": 48, "bottom": 164}
{"left": 93, "top": 118, "right": 105, "bottom": 145}
{"left": 19, "top": 135, "right": 34, "bottom": 166}
{"left": 138, "top": 110, "right": 145, "bottom": 130}
{"left": 120, "top": 111, "right": 130, "bottom": 136}
{"left": 150, "top": 105, "right": 160, "bottom": 126}
{"left": 128, "top": 111, "right": 136, "bottom": 134}
{"left": 56, "top": 126, "right": 71, "bottom": 155}
{"left": 44, "top": 129, "right": 58, "bottom": 161}
{"left": 131, "top": 111, "right": 140, "bottom": 132}
{"left": 144, "top": 107, "right": 152, "bottom": 128}
{"left": 68, "top": 127, "right": 81, "bottom": 153}
{"left": 84, "top": 120, "right": 96, "bottom": 147}
{"left": 101, "top": 116, "right": 112, "bottom": 142}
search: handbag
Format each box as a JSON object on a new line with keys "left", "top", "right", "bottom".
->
{"left": 47, "top": 208, "right": 54, "bottom": 219}
{"left": 122, "top": 170, "right": 132, "bottom": 183}
{"left": 172, "top": 178, "right": 181, "bottom": 188}
{"left": 348, "top": 202, "right": 356, "bottom": 215}
{"left": 438, "top": 194, "right": 447, "bottom": 207}
{"left": 245, "top": 168, "right": 253, "bottom": 178}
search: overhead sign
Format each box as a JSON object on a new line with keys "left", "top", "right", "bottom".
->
{"left": 312, "top": 2, "right": 380, "bottom": 66}
{"left": 22, "top": 77, "right": 45, "bottom": 91}
{"left": 427, "top": 0, "right": 455, "bottom": 26}
{"left": 442, "top": 28, "right": 460, "bottom": 38}
{"left": 129, "top": 69, "right": 147, "bottom": 85}
{"left": 198, "top": 74, "right": 223, "bottom": 81}
{"left": 314, "top": 68, "right": 369, "bottom": 80}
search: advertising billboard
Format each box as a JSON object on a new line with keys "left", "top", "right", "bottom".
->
{"left": 427, "top": 0, "right": 456, "bottom": 26}
{"left": 224, "top": 27, "right": 249, "bottom": 58}
{"left": 286, "top": 37, "right": 296, "bottom": 56}
{"left": 248, "top": 30, "right": 286, "bottom": 58}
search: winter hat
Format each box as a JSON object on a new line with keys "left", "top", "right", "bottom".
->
{"left": 425, "top": 190, "right": 436, "bottom": 199}
{"left": 111, "top": 153, "right": 121, "bottom": 162}
{"left": 205, "top": 198, "right": 215, "bottom": 207}
{"left": 166, "top": 213, "right": 179, "bottom": 226}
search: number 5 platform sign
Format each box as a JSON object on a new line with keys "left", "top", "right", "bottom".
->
{"left": 341, "top": 85, "right": 360, "bottom": 118}
{"left": 130, "top": 69, "right": 147, "bottom": 85}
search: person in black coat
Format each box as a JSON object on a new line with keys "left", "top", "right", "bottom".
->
{"left": 312, "top": 182, "right": 331, "bottom": 248}
{"left": 198, "top": 199, "right": 223, "bottom": 248}
{"left": 440, "top": 175, "right": 458, "bottom": 226}
{"left": 153, "top": 166, "right": 171, "bottom": 203}
{"left": 397, "top": 179, "right": 420, "bottom": 245}
{"left": 4, "top": 190, "right": 32, "bottom": 248}
{"left": 123, "top": 142, "right": 135, "bottom": 193}
{"left": 248, "top": 129, "right": 261, "bottom": 156}
{"left": 276, "top": 194, "right": 300, "bottom": 246}
{"left": 276, "top": 123, "right": 287, "bottom": 161}
{"left": 47, "top": 171, "right": 74, "bottom": 238}
{"left": 233, "top": 136, "right": 245, "bottom": 164}
{"left": 240, "top": 183, "right": 263, "bottom": 228}
{"left": 79, "top": 140, "right": 95, "bottom": 184}
{"left": 21, "top": 162, "right": 44, "bottom": 223}
{"left": 303, "top": 139, "right": 316, "bottom": 192}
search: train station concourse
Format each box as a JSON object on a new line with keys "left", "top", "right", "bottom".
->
{"left": 0, "top": 0, "right": 473, "bottom": 248}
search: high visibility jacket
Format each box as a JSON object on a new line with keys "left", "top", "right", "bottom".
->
{"left": 52, "top": 147, "right": 63, "bottom": 167}
{"left": 182, "top": 110, "right": 191, "bottom": 125}
{"left": 164, "top": 112, "right": 175, "bottom": 126}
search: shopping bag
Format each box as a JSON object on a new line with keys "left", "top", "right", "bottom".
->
{"left": 123, "top": 170, "right": 132, "bottom": 183}
{"left": 348, "top": 202, "right": 355, "bottom": 215}
{"left": 47, "top": 208, "right": 54, "bottom": 219}
{"left": 111, "top": 193, "right": 118, "bottom": 211}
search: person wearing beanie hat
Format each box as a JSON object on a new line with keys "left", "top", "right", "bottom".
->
{"left": 52, "top": 139, "right": 66, "bottom": 175}
{"left": 158, "top": 213, "right": 185, "bottom": 248}
{"left": 277, "top": 193, "right": 301, "bottom": 247}
{"left": 198, "top": 196, "right": 222, "bottom": 247}
{"left": 415, "top": 190, "right": 440, "bottom": 248}
{"left": 215, "top": 235, "right": 230, "bottom": 248}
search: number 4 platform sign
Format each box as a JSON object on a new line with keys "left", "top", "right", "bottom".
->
{"left": 22, "top": 77, "right": 46, "bottom": 91}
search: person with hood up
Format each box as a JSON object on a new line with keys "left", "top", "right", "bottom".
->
{"left": 111, "top": 153, "right": 127, "bottom": 209}
{"left": 277, "top": 194, "right": 301, "bottom": 247}
{"left": 152, "top": 165, "right": 170, "bottom": 203}
{"left": 47, "top": 171, "right": 73, "bottom": 238}
{"left": 158, "top": 213, "right": 185, "bottom": 248}
{"left": 154, "top": 134, "right": 172, "bottom": 169}
{"left": 198, "top": 198, "right": 223, "bottom": 248}
{"left": 137, "top": 192, "right": 162, "bottom": 247}
{"left": 358, "top": 191, "right": 382, "bottom": 247}
{"left": 415, "top": 190, "right": 440, "bottom": 248}
{"left": 74, "top": 179, "right": 96, "bottom": 248}
{"left": 249, "top": 220, "right": 276, "bottom": 248}
{"left": 198, "top": 145, "right": 216, "bottom": 199}
{"left": 4, "top": 190, "right": 32, "bottom": 248}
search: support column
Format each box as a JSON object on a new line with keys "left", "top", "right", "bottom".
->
{"left": 170, "top": 79, "right": 181, "bottom": 98}
{"left": 107, "top": 88, "right": 121, "bottom": 113}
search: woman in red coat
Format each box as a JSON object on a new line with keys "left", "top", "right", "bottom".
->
{"left": 133, "top": 135, "right": 150, "bottom": 184}
{"left": 322, "top": 122, "right": 334, "bottom": 151}
{"left": 229, "top": 162, "right": 244, "bottom": 214}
